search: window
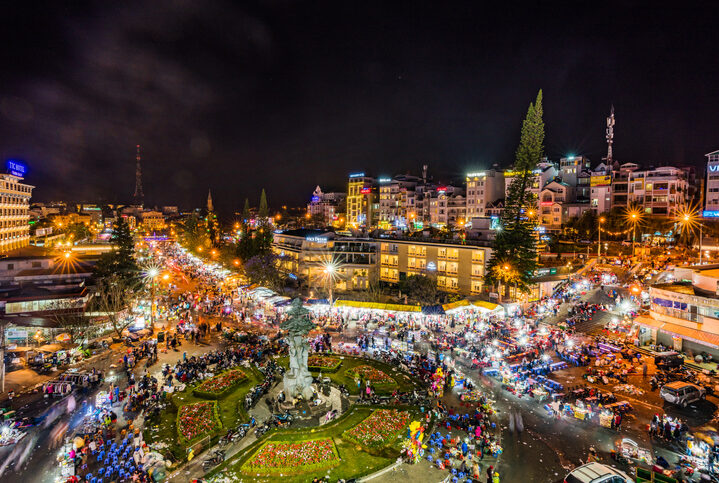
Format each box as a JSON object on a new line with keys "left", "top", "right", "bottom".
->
{"left": 7, "top": 264, "right": 13, "bottom": 270}
{"left": 31, "top": 261, "right": 41, "bottom": 268}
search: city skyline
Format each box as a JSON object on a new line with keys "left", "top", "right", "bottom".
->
{"left": 1, "top": 2, "right": 718, "bottom": 212}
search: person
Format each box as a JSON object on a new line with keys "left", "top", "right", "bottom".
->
{"left": 486, "top": 465, "right": 494, "bottom": 483}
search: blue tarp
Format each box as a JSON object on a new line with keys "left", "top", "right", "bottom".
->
{"left": 422, "top": 305, "right": 445, "bottom": 315}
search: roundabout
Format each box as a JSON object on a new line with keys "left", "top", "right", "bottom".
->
{"left": 143, "top": 299, "right": 429, "bottom": 483}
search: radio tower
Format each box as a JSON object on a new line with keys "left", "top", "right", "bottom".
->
{"left": 133, "top": 144, "right": 144, "bottom": 206}
{"left": 604, "top": 105, "right": 615, "bottom": 164}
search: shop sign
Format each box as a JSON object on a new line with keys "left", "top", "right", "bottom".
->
{"left": 6, "top": 159, "right": 27, "bottom": 177}
{"left": 6, "top": 328, "right": 28, "bottom": 340}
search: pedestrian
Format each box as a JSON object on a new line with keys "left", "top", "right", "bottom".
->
{"left": 486, "top": 465, "right": 493, "bottom": 483}
{"left": 642, "top": 362, "right": 648, "bottom": 378}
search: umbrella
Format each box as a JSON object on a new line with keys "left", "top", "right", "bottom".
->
{"left": 55, "top": 333, "right": 72, "bottom": 342}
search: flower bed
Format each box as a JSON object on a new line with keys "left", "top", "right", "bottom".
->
{"left": 177, "top": 401, "right": 221, "bottom": 444}
{"left": 346, "top": 365, "right": 396, "bottom": 386}
{"left": 193, "top": 369, "right": 247, "bottom": 399}
{"left": 241, "top": 438, "right": 340, "bottom": 475}
{"left": 343, "top": 409, "right": 410, "bottom": 448}
{"left": 307, "top": 355, "right": 342, "bottom": 373}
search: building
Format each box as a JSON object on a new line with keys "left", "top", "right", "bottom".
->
{"left": 346, "top": 173, "right": 376, "bottom": 227}
{"left": 705, "top": 150, "right": 719, "bottom": 215}
{"left": 628, "top": 166, "right": 690, "bottom": 215}
{"left": 466, "top": 170, "right": 505, "bottom": 220}
{"left": 504, "top": 162, "right": 558, "bottom": 207}
{"left": 0, "top": 162, "right": 34, "bottom": 253}
{"left": 427, "top": 186, "right": 466, "bottom": 228}
{"left": 140, "top": 211, "right": 166, "bottom": 231}
{"left": 378, "top": 175, "right": 422, "bottom": 229}
{"left": 307, "top": 186, "right": 346, "bottom": 225}
{"left": 272, "top": 229, "right": 378, "bottom": 292}
{"left": 611, "top": 162, "right": 639, "bottom": 208}
{"left": 558, "top": 155, "right": 591, "bottom": 190}
{"left": 635, "top": 266, "right": 719, "bottom": 359}
{"left": 378, "top": 238, "right": 492, "bottom": 296}
{"left": 590, "top": 163, "right": 613, "bottom": 214}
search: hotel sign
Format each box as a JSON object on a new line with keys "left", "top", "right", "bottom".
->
{"left": 6, "top": 160, "right": 27, "bottom": 177}
{"left": 590, "top": 175, "right": 611, "bottom": 187}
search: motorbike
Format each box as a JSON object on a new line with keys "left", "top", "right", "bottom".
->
{"left": 202, "top": 449, "right": 225, "bottom": 470}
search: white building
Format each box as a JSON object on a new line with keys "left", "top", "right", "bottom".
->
{"left": 705, "top": 150, "right": 719, "bottom": 214}
{"left": 378, "top": 175, "right": 421, "bottom": 229}
{"left": 307, "top": 186, "right": 346, "bottom": 225}
{"left": 628, "top": 166, "right": 690, "bottom": 216}
{"left": 504, "top": 162, "right": 557, "bottom": 206}
{"left": 0, "top": 162, "right": 34, "bottom": 253}
{"left": 466, "top": 170, "right": 505, "bottom": 220}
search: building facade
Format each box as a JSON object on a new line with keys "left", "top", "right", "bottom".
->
{"left": 379, "top": 238, "right": 491, "bottom": 296}
{"left": 466, "top": 170, "right": 505, "bottom": 220}
{"left": 272, "top": 229, "right": 378, "bottom": 292}
{"left": 346, "top": 173, "right": 376, "bottom": 227}
{"left": 628, "top": 166, "right": 690, "bottom": 215}
{"left": 705, "top": 150, "right": 719, "bottom": 214}
{"left": 307, "top": 186, "right": 346, "bottom": 225}
{"left": 0, "top": 170, "right": 34, "bottom": 253}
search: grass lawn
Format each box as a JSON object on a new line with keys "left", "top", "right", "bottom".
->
{"left": 276, "top": 354, "right": 418, "bottom": 395}
{"left": 143, "top": 364, "right": 264, "bottom": 462}
{"left": 210, "top": 405, "right": 418, "bottom": 482}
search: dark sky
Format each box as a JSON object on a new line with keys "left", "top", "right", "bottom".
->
{"left": 1, "top": 1, "right": 718, "bottom": 215}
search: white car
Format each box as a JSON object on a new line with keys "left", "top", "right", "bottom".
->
{"left": 564, "top": 462, "right": 632, "bottom": 483}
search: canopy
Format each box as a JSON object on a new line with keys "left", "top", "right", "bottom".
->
{"left": 422, "top": 305, "right": 445, "bottom": 315}
{"left": 635, "top": 315, "right": 719, "bottom": 349}
{"left": 473, "top": 301, "right": 503, "bottom": 312}
{"left": 334, "top": 300, "right": 422, "bottom": 312}
{"left": 442, "top": 300, "right": 471, "bottom": 312}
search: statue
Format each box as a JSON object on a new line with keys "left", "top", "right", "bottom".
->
{"left": 281, "top": 298, "right": 316, "bottom": 400}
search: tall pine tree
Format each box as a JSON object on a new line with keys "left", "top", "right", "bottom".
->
{"left": 94, "top": 216, "right": 139, "bottom": 285}
{"left": 485, "top": 90, "right": 545, "bottom": 295}
{"left": 255, "top": 189, "right": 273, "bottom": 255}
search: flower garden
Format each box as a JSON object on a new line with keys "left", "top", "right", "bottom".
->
{"left": 346, "top": 365, "right": 397, "bottom": 387}
{"left": 343, "top": 409, "right": 411, "bottom": 448}
{"left": 307, "top": 355, "right": 342, "bottom": 372}
{"left": 177, "top": 401, "right": 222, "bottom": 444}
{"left": 241, "top": 438, "right": 340, "bottom": 475}
{"left": 193, "top": 369, "right": 247, "bottom": 398}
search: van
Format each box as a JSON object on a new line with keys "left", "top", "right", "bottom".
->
{"left": 564, "top": 462, "right": 632, "bottom": 482}
{"left": 660, "top": 381, "right": 706, "bottom": 407}
{"left": 654, "top": 351, "right": 683, "bottom": 369}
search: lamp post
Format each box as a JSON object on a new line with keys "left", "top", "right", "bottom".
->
{"left": 324, "top": 264, "right": 335, "bottom": 307}
{"left": 598, "top": 216, "right": 605, "bottom": 260}
{"left": 631, "top": 212, "right": 638, "bottom": 258}
{"left": 147, "top": 268, "right": 159, "bottom": 332}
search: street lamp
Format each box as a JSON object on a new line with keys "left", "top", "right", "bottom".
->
{"left": 146, "top": 267, "right": 160, "bottom": 332}
{"left": 598, "top": 216, "right": 606, "bottom": 260}
{"left": 624, "top": 206, "right": 643, "bottom": 258}
{"left": 675, "top": 207, "right": 703, "bottom": 264}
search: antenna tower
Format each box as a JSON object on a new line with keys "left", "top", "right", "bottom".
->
{"left": 134, "top": 144, "right": 144, "bottom": 206}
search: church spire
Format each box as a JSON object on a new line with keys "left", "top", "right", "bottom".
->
{"left": 207, "top": 189, "right": 214, "bottom": 212}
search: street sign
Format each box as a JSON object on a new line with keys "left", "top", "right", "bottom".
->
{"left": 6, "top": 328, "right": 28, "bottom": 340}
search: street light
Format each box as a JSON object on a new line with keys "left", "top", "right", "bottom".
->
{"left": 624, "top": 206, "right": 643, "bottom": 258}
{"left": 145, "top": 267, "right": 160, "bottom": 332}
{"left": 675, "top": 206, "right": 703, "bottom": 264}
{"left": 598, "top": 216, "right": 606, "bottom": 260}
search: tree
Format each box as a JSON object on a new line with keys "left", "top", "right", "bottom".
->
{"left": 259, "top": 189, "right": 269, "bottom": 218}
{"left": 242, "top": 198, "right": 251, "bottom": 223}
{"left": 243, "top": 253, "right": 284, "bottom": 290}
{"left": 47, "top": 300, "right": 94, "bottom": 344}
{"left": 94, "top": 216, "right": 139, "bottom": 284}
{"left": 178, "top": 212, "right": 210, "bottom": 250}
{"left": 399, "top": 274, "right": 440, "bottom": 304}
{"left": 485, "top": 90, "right": 545, "bottom": 295}
{"left": 92, "top": 274, "right": 136, "bottom": 339}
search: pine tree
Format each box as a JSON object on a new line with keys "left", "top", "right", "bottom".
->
{"left": 94, "top": 216, "right": 139, "bottom": 285}
{"left": 242, "top": 198, "right": 251, "bottom": 223}
{"left": 258, "top": 189, "right": 268, "bottom": 218}
{"left": 485, "top": 90, "right": 544, "bottom": 295}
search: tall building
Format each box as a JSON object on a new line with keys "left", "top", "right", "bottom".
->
{"left": 466, "top": 170, "right": 505, "bottom": 220}
{"left": 627, "top": 166, "right": 690, "bottom": 215}
{"left": 0, "top": 161, "right": 34, "bottom": 253}
{"left": 704, "top": 150, "right": 719, "bottom": 214}
{"left": 346, "top": 173, "right": 375, "bottom": 227}
{"left": 611, "top": 162, "right": 638, "bottom": 208}
{"left": 589, "top": 162, "right": 613, "bottom": 214}
{"left": 378, "top": 175, "right": 421, "bottom": 229}
{"left": 504, "top": 162, "right": 557, "bottom": 206}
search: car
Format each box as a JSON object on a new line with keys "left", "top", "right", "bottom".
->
{"left": 564, "top": 462, "right": 632, "bottom": 483}
{"left": 654, "top": 351, "right": 683, "bottom": 369}
{"left": 660, "top": 381, "right": 706, "bottom": 407}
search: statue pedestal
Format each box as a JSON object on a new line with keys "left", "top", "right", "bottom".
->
{"left": 283, "top": 371, "right": 313, "bottom": 400}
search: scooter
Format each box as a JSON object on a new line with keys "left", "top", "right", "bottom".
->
{"left": 202, "top": 449, "right": 225, "bottom": 470}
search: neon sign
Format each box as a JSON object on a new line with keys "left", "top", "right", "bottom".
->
{"left": 709, "top": 165, "right": 719, "bottom": 172}
{"left": 703, "top": 211, "right": 719, "bottom": 218}
{"left": 466, "top": 172, "right": 485, "bottom": 178}
{"left": 349, "top": 172, "right": 365, "bottom": 178}
{"left": 378, "top": 177, "right": 391, "bottom": 183}
{"left": 306, "top": 236, "right": 328, "bottom": 243}
{"left": 6, "top": 160, "right": 26, "bottom": 177}
{"left": 360, "top": 187, "right": 371, "bottom": 194}
{"left": 311, "top": 196, "right": 320, "bottom": 202}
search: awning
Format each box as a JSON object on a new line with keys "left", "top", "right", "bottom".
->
{"left": 422, "top": 305, "right": 445, "bottom": 315}
{"left": 473, "top": 301, "right": 503, "bottom": 312}
{"left": 334, "top": 300, "right": 422, "bottom": 312}
{"left": 442, "top": 300, "right": 471, "bottom": 312}
{"left": 635, "top": 316, "right": 719, "bottom": 349}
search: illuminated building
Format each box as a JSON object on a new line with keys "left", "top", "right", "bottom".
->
{"left": 346, "top": 173, "right": 376, "bottom": 227}
{"left": 0, "top": 161, "right": 34, "bottom": 253}
{"left": 704, "top": 150, "right": 719, "bottom": 213}
{"left": 466, "top": 170, "right": 505, "bottom": 219}
{"left": 379, "top": 238, "right": 491, "bottom": 296}
{"left": 307, "top": 186, "right": 345, "bottom": 225}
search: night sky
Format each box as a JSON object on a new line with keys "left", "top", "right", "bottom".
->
{"left": 1, "top": 1, "right": 718, "bottom": 215}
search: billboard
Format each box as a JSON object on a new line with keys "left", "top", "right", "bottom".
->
{"left": 590, "top": 175, "right": 611, "bottom": 187}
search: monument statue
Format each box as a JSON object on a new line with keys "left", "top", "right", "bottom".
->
{"left": 281, "top": 298, "right": 316, "bottom": 399}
